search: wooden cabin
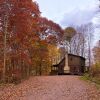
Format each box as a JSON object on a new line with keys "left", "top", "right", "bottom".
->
{"left": 68, "top": 54, "right": 85, "bottom": 75}
{"left": 50, "top": 54, "right": 85, "bottom": 75}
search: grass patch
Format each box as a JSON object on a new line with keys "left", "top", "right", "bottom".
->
{"left": 81, "top": 73, "right": 100, "bottom": 89}
{"left": 80, "top": 73, "right": 91, "bottom": 81}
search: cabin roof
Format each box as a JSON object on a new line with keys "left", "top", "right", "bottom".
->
{"left": 52, "top": 57, "right": 65, "bottom": 67}
{"left": 52, "top": 53, "right": 85, "bottom": 66}
{"left": 68, "top": 54, "right": 85, "bottom": 60}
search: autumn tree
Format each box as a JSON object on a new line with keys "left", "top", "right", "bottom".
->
{"left": 38, "top": 17, "right": 64, "bottom": 45}
{"left": 30, "top": 17, "right": 64, "bottom": 75}
{"left": 89, "top": 40, "right": 100, "bottom": 78}
{"left": 0, "top": 0, "right": 64, "bottom": 82}
{"left": 64, "top": 27, "right": 77, "bottom": 53}
{"left": 0, "top": 0, "right": 40, "bottom": 82}
{"left": 93, "top": 40, "right": 100, "bottom": 64}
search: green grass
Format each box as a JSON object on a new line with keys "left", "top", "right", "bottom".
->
{"left": 81, "top": 73, "right": 100, "bottom": 89}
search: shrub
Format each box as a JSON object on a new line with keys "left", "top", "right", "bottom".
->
{"left": 90, "top": 63, "right": 100, "bottom": 78}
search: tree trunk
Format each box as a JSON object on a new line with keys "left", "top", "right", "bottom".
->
{"left": 3, "top": 14, "right": 8, "bottom": 82}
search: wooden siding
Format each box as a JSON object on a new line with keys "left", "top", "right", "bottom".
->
{"left": 50, "top": 54, "right": 85, "bottom": 75}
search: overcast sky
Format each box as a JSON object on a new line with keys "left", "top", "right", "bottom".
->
{"left": 36, "top": 0, "right": 100, "bottom": 44}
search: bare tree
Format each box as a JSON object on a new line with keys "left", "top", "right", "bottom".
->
{"left": 76, "top": 23, "right": 94, "bottom": 69}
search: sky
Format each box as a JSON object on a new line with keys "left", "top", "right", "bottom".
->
{"left": 35, "top": 0, "right": 100, "bottom": 45}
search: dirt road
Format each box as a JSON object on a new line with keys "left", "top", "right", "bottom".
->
{"left": 0, "top": 76, "right": 100, "bottom": 100}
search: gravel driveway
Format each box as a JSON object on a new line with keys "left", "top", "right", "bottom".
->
{"left": 0, "top": 76, "right": 100, "bottom": 100}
